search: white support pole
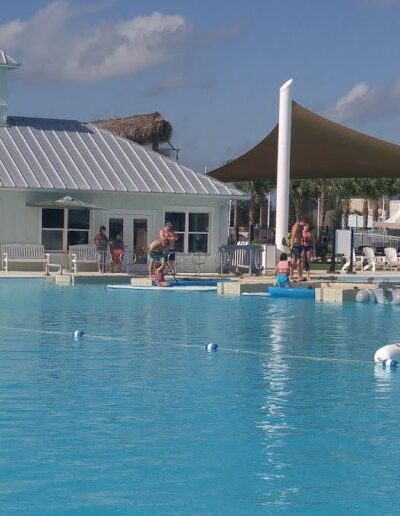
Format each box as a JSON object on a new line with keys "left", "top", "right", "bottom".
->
{"left": 275, "top": 79, "right": 293, "bottom": 254}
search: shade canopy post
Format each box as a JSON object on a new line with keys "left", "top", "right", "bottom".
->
{"left": 275, "top": 79, "right": 293, "bottom": 254}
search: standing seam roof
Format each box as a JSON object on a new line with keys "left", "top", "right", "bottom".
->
{"left": 0, "top": 116, "right": 245, "bottom": 197}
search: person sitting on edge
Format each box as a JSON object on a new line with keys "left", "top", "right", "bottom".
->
{"left": 154, "top": 261, "right": 170, "bottom": 287}
{"left": 290, "top": 217, "right": 306, "bottom": 282}
{"left": 110, "top": 233, "right": 125, "bottom": 273}
{"left": 274, "top": 252, "right": 291, "bottom": 288}
{"left": 160, "top": 222, "right": 178, "bottom": 275}
{"left": 148, "top": 238, "right": 169, "bottom": 280}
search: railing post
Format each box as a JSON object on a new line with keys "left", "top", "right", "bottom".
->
{"left": 347, "top": 228, "right": 354, "bottom": 274}
{"left": 329, "top": 227, "right": 337, "bottom": 273}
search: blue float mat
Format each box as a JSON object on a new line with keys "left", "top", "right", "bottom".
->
{"left": 268, "top": 286, "right": 315, "bottom": 299}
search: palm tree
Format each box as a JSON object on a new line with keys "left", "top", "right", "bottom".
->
{"left": 355, "top": 178, "right": 395, "bottom": 227}
{"left": 336, "top": 179, "right": 358, "bottom": 228}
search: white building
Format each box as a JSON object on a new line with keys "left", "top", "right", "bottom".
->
{"left": 0, "top": 52, "right": 244, "bottom": 273}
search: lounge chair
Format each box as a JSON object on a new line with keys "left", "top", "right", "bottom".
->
{"left": 341, "top": 250, "right": 363, "bottom": 272}
{"left": 362, "top": 246, "right": 385, "bottom": 272}
{"left": 384, "top": 247, "right": 400, "bottom": 271}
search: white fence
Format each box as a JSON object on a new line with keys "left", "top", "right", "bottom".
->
{"left": 218, "top": 245, "right": 264, "bottom": 274}
{"left": 354, "top": 232, "right": 400, "bottom": 251}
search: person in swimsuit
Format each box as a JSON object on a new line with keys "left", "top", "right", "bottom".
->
{"left": 274, "top": 252, "right": 291, "bottom": 288}
{"left": 160, "top": 222, "right": 178, "bottom": 275}
{"left": 110, "top": 233, "right": 125, "bottom": 273}
{"left": 302, "top": 223, "right": 314, "bottom": 281}
{"left": 93, "top": 225, "right": 109, "bottom": 273}
{"left": 290, "top": 218, "right": 305, "bottom": 281}
{"left": 148, "top": 238, "right": 169, "bottom": 280}
{"left": 154, "top": 261, "right": 170, "bottom": 287}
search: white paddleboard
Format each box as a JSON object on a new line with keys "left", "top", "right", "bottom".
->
{"left": 107, "top": 284, "right": 217, "bottom": 291}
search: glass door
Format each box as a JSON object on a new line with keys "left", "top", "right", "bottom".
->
{"left": 108, "top": 215, "right": 152, "bottom": 273}
{"left": 133, "top": 219, "right": 148, "bottom": 270}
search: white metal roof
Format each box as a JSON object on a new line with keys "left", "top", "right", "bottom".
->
{"left": 0, "top": 116, "right": 245, "bottom": 198}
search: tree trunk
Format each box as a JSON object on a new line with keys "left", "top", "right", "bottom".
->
{"left": 342, "top": 199, "right": 350, "bottom": 228}
{"left": 370, "top": 199, "right": 379, "bottom": 222}
{"left": 259, "top": 196, "right": 267, "bottom": 226}
{"left": 319, "top": 190, "right": 327, "bottom": 229}
{"left": 362, "top": 199, "right": 369, "bottom": 229}
{"left": 249, "top": 194, "right": 256, "bottom": 242}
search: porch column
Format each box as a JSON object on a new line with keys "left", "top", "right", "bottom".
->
{"left": 275, "top": 79, "right": 293, "bottom": 255}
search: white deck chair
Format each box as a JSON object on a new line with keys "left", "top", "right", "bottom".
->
{"left": 362, "top": 246, "right": 385, "bottom": 272}
{"left": 341, "top": 250, "right": 363, "bottom": 272}
{"left": 384, "top": 247, "right": 400, "bottom": 271}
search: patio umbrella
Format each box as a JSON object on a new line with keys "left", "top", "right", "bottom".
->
{"left": 27, "top": 196, "right": 105, "bottom": 210}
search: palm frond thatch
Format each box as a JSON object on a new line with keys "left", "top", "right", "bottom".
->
{"left": 93, "top": 112, "right": 173, "bottom": 151}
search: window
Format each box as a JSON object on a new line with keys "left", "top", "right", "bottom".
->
{"left": 165, "top": 211, "right": 210, "bottom": 253}
{"left": 42, "top": 209, "right": 90, "bottom": 251}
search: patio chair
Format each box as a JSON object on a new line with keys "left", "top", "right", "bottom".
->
{"left": 362, "top": 246, "right": 385, "bottom": 272}
{"left": 384, "top": 247, "right": 400, "bottom": 271}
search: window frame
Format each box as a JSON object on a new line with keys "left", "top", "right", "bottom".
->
{"left": 41, "top": 208, "right": 90, "bottom": 252}
{"left": 164, "top": 208, "right": 212, "bottom": 255}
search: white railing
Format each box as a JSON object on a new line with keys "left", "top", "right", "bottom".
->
{"left": 218, "top": 244, "right": 263, "bottom": 274}
{"left": 354, "top": 232, "right": 400, "bottom": 251}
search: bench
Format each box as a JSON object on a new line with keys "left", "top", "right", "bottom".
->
{"left": 69, "top": 244, "right": 109, "bottom": 273}
{"left": 1, "top": 243, "right": 50, "bottom": 272}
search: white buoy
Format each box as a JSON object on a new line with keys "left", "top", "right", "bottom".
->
{"left": 374, "top": 343, "right": 400, "bottom": 364}
{"left": 382, "top": 358, "right": 398, "bottom": 369}
{"left": 205, "top": 343, "right": 218, "bottom": 352}
{"left": 73, "top": 330, "right": 84, "bottom": 339}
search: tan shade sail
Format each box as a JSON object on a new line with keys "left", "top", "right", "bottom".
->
{"left": 208, "top": 102, "right": 400, "bottom": 182}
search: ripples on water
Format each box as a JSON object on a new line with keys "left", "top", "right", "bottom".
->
{"left": 0, "top": 280, "right": 400, "bottom": 514}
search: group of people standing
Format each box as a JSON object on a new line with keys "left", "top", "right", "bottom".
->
{"left": 92, "top": 222, "right": 178, "bottom": 282}
{"left": 93, "top": 225, "right": 125, "bottom": 273}
{"left": 274, "top": 218, "right": 315, "bottom": 286}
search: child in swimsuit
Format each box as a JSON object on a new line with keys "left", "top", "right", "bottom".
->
{"left": 274, "top": 252, "right": 291, "bottom": 288}
{"left": 110, "top": 233, "right": 125, "bottom": 273}
{"left": 154, "top": 261, "right": 170, "bottom": 287}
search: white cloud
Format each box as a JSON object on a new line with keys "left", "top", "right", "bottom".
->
{"left": 324, "top": 81, "right": 400, "bottom": 123}
{"left": 0, "top": 1, "right": 188, "bottom": 84}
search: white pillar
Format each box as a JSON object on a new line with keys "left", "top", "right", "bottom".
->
{"left": 275, "top": 79, "right": 293, "bottom": 254}
{"left": 0, "top": 68, "right": 8, "bottom": 126}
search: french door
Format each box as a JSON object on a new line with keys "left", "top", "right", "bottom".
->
{"left": 108, "top": 214, "right": 153, "bottom": 272}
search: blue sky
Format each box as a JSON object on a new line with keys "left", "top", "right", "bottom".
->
{"left": 2, "top": 0, "right": 400, "bottom": 171}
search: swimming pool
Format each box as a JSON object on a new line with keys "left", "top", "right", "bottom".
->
{"left": 1, "top": 279, "right": 400, "bottom": 513}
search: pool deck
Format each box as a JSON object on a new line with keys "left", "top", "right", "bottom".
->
{"left": 1, "top": 269, "right": 400, "bottom": 302}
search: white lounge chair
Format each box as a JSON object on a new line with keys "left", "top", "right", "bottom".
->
{"left": 362, "top": 246, "right": 385, "bottom": 272}
{"left": 384, "top": 247, "right": 400, "bottom": 271}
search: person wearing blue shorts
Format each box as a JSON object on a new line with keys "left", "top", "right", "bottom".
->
{"left": 274, "top": 253, "right": 291, "bottom": 288}
{"left": 290, "top": 218, "right": 306, "bottom": 282}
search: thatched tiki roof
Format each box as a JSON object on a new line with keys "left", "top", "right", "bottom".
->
{"left": 93, "top": 112, "right": 173, "bottom": 151}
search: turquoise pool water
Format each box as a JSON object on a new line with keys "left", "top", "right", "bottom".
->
{"left": 1, "top": 280, "right": 400, "bottom": 514}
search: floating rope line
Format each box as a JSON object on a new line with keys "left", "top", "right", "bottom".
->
{"left": 0, "top": 325, "right": 128, "bottom": 342}
{"left": 168, "top": 342, "right": 372, "bottom": 364}
{"left": 0, "top": 325, "right": 373, "bottom": 364}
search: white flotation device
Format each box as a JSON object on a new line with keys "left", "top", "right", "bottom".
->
{"left": 374, "top": 343, "right": 400, "bottom": 367}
